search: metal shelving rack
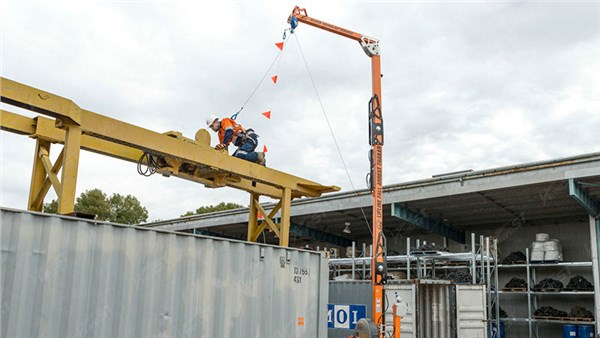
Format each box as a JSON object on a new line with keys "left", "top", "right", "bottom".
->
{"left": 328, "top": 233, "right": 495, "bottom": 283}
{"left": 496, "top": 248, "right": 596, "bottom": 338}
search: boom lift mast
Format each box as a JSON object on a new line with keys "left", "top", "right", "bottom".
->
{"left": 287, "top": 6, "right": 386, "bottom": 337}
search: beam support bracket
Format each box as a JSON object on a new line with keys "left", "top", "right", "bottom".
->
{"left": 569, "top": 178, "right": 600, "bottom": 218}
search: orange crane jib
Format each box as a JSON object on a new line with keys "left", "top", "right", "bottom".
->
{"left": 286, "top": 6, "right": 387, "bottom": 338}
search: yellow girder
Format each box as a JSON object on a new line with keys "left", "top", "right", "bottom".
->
{"left": 0, "top": 77, "right": 340, "bottom": 246}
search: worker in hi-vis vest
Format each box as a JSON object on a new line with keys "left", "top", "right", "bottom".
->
{"left": 206, "top": 115, "right": 266, "bottom": 166}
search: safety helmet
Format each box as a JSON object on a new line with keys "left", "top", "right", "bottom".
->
{"left": 205, "top": 115, "right": 219, "bottom": 127}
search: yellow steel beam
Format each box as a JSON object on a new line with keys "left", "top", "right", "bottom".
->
{"left": 57, "top": 124, "right": 81, "bottom": 214}
{"left": 28, "top": 140, "right": 51, "bottom": 211}
{"left": 1, "top": 77, "right": 82, "bottom": 125}
{"left": 1, "top": 77, "right": 341, "bottom": 246}
{"left": 279, "top": 187, "right": 292, "bottom": 247}
{"left": 32, "top": 147, "right": 65, "bottom": 210}
{"left": 38, "top": 148, "right": 62, "bottom": 197}
{"left": 247, "top": 193, "right": 259, "bottom": 241}
{"left": 78, "top": 109, "right": 336, "bottom": 197}
{"left": 0, "top": 78, "right": 339, "bottom": 198}
{"left": 0, "top": 110, "right": 293, "bottom": 199}
{"left": 0, "top": 109, "right": 36, "bottom": 135}
{"left": 252, "top": 201, "right": 283, "bottom": 241}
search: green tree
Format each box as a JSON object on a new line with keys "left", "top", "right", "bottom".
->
{"left": 42, "top": 188, "right": 148, "bottom": 225}
{"left": 181, "top": 202, "right": 244, "bottom": 217}
{"left": 108, "top": 193, "right": 148, "bottom": 225}
{"left": 76, "top": 189, "right": 112, "bottom": 221}
{"left": 43, "top": 199, "right": 58, "bottom": 213}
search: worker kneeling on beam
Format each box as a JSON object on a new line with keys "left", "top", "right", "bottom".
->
{"left": 206, "top": 115, "right": 266, "bottom": 166}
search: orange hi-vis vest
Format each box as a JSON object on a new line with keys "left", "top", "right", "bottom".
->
{"left": 218, "top": 118, "right": 246, "bottom": 145}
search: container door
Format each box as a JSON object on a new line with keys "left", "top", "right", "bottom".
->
{"left": 384, "top": 283, "right": 416, "bottom": 338}
{"left": 456, "top": 284, "right": 488, "bottom": 338}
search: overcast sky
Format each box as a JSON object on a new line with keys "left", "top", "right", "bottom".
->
{"left": 1, "top": 1, "right": 599, "bottom": 222}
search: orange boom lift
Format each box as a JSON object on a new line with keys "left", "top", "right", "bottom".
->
{"left": 287, "top": 6, "right": 387, "bottom": 337}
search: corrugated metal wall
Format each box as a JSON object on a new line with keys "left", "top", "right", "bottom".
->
{"left": 0, "top": 208, "right": 328, "bottom": 338}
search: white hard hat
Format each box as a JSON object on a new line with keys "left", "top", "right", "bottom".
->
{"left": 205, "top": 114, "right": 219, "bottom": 127}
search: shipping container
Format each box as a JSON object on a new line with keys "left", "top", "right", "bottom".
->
{"left": 0, "top": 208, "right": 328, "bottom": 338}
{"left": 329, "top": 279, "right": 488, "bottom": 338}
{"left": 328, "top": 281, "right": 371, "bottom": 337}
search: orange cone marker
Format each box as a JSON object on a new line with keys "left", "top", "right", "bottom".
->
{"left": 263, "top": 145, "right": 268, "bottom": 153}
{"left": 275, "top": 42, "right": 284, "bottom": 51}
{"left": 262, "top": 111, "right": 271, "bottom": 119}
{"left": 271, "top": 75, "right": 278, "bottom": 84}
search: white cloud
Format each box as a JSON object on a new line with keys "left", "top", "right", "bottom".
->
{"left": 1, "top": 2, "right": 599, "bottom": 221}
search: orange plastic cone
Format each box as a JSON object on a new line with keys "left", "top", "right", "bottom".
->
{"left": 262, "top": 111, "right": 271, "bottom": 119}
{"left": 275, "top": 42, "right": 284, "bottom": 51}
{"left": 263, "top": 145, "right": 268, "bottom": 153}
{"left": 258, "top": 211, "right": 263, "bottom": 219}
{"left": 271, "top": 75, "right": 278, "bottom": 84}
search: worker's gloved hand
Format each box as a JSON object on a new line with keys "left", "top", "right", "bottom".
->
{"left": 215, "top": 143, "right": 227, "bottom": 150}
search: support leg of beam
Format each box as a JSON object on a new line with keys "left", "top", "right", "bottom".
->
{"left": 247, "top": 193, "right": 259, "bottom": 243}
{"left": 28, "top": 140, "right": 51, "bottom": 211}
{"left": 279, "top": 187, "right": 291, "bottom": 247}
{"left": 57, "top": 125, "right": 82, "bottom": 214}
{"left": 252, "top": 201, "right": 282, "bottom": 241}
{"left": 32, "top": 147, "right": 65, "bottom": 209}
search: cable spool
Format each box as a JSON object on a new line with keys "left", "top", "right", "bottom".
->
{"left": 552, "top": 239, "right": 563, "bottom": 261}
{"left": 531, "top": 241, "right": 545, "bottom": 250}
{"left": 544, "top": 250, "right": 560, "bottom": 261}
{"left": 530, "top": 250, "right": 545, "bottom": 261}
{"left": 535, "top": 233, "right": 550, "bottom": 242}
{"left": 531, "top": 241, "right": 546, "bottom": 261}
{"left": 543, "top": 240, "right": 559, "bottom": 251}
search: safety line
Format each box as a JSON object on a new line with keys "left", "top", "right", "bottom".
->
{"left": 293, "top": 33, "right": 373, "bottom": 236}
{"left": 232, "top": 38, "right": 289, "bottom": 120}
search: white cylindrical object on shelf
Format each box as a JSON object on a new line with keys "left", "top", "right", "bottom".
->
{"left": 544, "top": 250, "right": 560, "bottom": 261}
{"left": 543, "top": 241, "right": 559, "bottom": 251}
{"left": 531, "top": 241, "right": 545, "bottom": 250}
{"left": 530, "top": 250, "right": 545, "bottom": 261}
{"left": 536, "top": 233, "right": 550, "bottom": 242}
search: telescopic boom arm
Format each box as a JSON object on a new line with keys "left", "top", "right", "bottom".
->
{"left": 287, "top": 6, "right": 386, "bottom": 337}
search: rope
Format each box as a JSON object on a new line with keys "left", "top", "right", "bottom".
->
{"left": 231, "top": 38, "right": 289, "bottom": 120}
{"left": 293, "top": 33, "right": 373, "bottom": 236}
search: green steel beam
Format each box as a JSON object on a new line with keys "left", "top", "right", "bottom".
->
{"left": 194, "top": 224, "right": 352, "bottom": 247}
{"left": 290, "top": 223, "right": 352, "bottom": 247}
{"left": 391, "top": 203, "right": 466, "bottom": 243}
{"left": 569, "top": 179, "right": 600, "bottom": 218}
{"left": 193, "top": 228, "right": 242, "bottom": 240}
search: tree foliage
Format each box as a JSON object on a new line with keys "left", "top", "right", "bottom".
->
{"left": 76, "top": 189, "right": 112, "bottom": 221}
{"left": 43, "top": 199, "right": 58, "bottom": 214}
{"left": 181, "top": 202, "right": 244, "bottom": 217}
{"left": 43, "top": 188, "right": 148, "bottom": 225}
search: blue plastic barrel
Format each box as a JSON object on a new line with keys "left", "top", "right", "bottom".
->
{"left": 577, "top": 325, "right": 594, "bottom": 338}
{"left": 563, "top": 324, "right": 577, "bottom": 338}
